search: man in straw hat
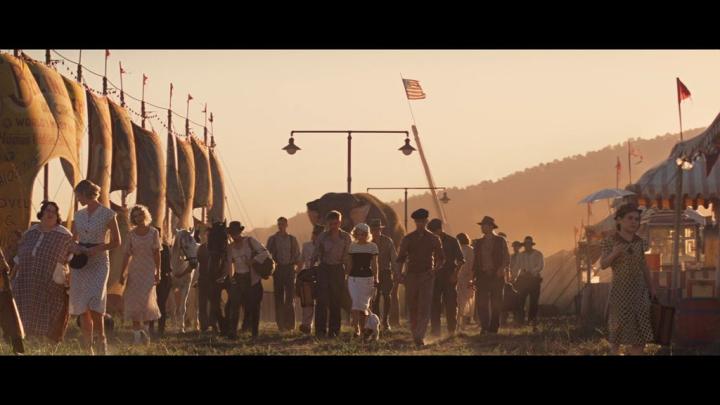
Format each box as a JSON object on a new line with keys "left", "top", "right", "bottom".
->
{"left": 397, "top": 208, "right": 444, "bottom": 346}
{"left": 471, "top": 216, "right": 509, "bottom": 334}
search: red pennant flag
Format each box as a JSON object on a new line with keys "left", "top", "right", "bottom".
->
{"left": 209, "top": 113, "right": 214, "bottom": 123}
{"left": 119, "top": 61, "right": 126, "bottom": 75}
{"left": 188, "top": 94, "right": 193, "bottom": 102}
{"left": 677, "top": 77, "right": 691, "bottom": 104}
{"left": 143, "top": 74, "right": 148, "bottom": 85}
{"left": 105, "top": 49, "right": 110, "bottom": 58}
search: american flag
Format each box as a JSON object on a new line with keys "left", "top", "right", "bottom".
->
{"left": 402, "top": 78, "right": 426, "bottom": 100}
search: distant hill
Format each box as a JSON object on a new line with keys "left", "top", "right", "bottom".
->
{"left": 251, "top": 128, "right": 704, "bottom": 255}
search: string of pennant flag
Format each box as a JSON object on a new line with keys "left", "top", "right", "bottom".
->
{"left": 42, "top": 50, "right": 214, "bottom": 140}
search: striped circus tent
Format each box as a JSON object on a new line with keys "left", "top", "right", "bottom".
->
{"left": 627, "top": 155, "right": 720, "bottom": 209}
{"left": 669, "top": 110, "right": 720, "bottom": 166}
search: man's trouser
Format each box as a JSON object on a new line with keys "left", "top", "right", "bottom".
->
{"left": 372, "top": 269, "right": 393, "bottom": 328}
{"left": 227, "top": 274, "right": 250, "bottom": 337}
{"left": 315, "top": 264, "right": 344, "bottom": 337}
{"left": 273, "top": 264, "right": 296, "bottom": 331}
{"left": 430, "top": 272, "right": 458, "bottom": 335}
{"left": 474, "top": 272, "right": 504, "bottom": 333}
{"left": 198, "top": 277, "right": 223, "bottom": 332}
{"left": 405, "top": 271, "right": 435, "bottom": 341}
{"left": 516, "top": 275, "right": 542, "bottom": 324}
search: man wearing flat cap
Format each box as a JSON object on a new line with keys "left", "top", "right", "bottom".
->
{"left": 427, "top": 218, "right": 465, "bottom": 337}
{"left": 369, "top": 218, "right": 398, "bottom": 332}
{"left": 515, "top": 236, "right": 544, "bottom": 328}
{"left": 471, "top": 216, "right": 509, "bottom": 334}
{"left": 397, "top": 208, "right": 444, "bottom": 346}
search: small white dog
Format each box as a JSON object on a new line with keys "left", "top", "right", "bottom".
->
{"left": 363, "top": 310, "right": 380, "bottom": 342}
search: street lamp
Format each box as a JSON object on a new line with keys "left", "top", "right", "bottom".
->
{"left": 670, "top": 156, "right": 696, "bottom": 303}
{"left": 439, "top": 191, "right": 451, "bottom": 204}
{"left": 399, "top": 138, "right": 416, "bottom": 156}
{"left": 366, "top": 186, "right": 450, "bottom": 231}
{"left": 284, "top": 130, "right": 414, "bottom": 193}
{"left": 282, "top": 137, "right": 300, "bottom": 155}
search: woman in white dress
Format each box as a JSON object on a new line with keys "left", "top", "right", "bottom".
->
{"left": 346, "top": 223, "right": 379, "bottom": 338}
{"left": 456, "top": 233, "right": 475, "bottom": 331}
{"left": 119, "top": 205, "right": 162, "bottom": 345}
{"left": 70, "top": 180, "right": 121, "bottom": 355}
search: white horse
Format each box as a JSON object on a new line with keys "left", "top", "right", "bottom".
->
{"left": 171, "top": 228, "right": 200, "bottom": 333}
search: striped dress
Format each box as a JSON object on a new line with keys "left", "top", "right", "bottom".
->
{"left": 69, "top": 205, "right": 115, "bottom": 315}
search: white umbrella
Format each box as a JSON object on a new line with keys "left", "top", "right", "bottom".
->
{"left": 578, "top": 188, "right": 635, "bottom": 204}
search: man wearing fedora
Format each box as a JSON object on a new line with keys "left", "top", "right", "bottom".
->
{"left": 515, "top": 236, "right": 544, "bottom": 328}
{"left": 471, "top": 216, "right": 509, "bottom": 334}
{"left": 428, "top": 218, "right": 465, "bottom": 337}
{"left": 397, "top": 208, "right": 444, "bottom": 346}
{"left": 369, "top": 218, "right": 398, "bottom": 332}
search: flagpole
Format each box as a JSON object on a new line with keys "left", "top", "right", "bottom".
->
{"left": 399, "top": 74, "right": 450, "bottom": 233}
{"left": 103, "top": 50, "right": 108, "bottom": 95}
{"left": 628, "top": 139, "right": 632, "bottom": 185}
{"left": 202, "top": 103, "right": 208, "bottom": 223}
{"left": 672, "top": 85, "right": 685, "bottom": 304}
{"left": 43, "top": 50, "right": 51, "bottom": 203}
{"left": 186, "top": 95, "right": 191, "bottom": 138}
{"left": 141, "top": 75, "right": 146, "bottom": 129}
{"left": 678, "top": 97, "right": 684, "bottom": 142}
{"left": 119, "top": 62, "right": 125, "bottom": 107}
{"left": 166, "top": 83, "right": 173, "bottom": 243}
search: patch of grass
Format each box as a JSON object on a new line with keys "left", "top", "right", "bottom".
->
{"left": 1, "top": 316, "right": 717, "bottom": 355}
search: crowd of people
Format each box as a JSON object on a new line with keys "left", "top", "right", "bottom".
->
{"left": 0, "top": 178, "right": 657, "bottom": 354}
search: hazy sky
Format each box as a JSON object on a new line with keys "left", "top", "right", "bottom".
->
{"left": 21, "top": 50, "right": 720, "bottom": 230}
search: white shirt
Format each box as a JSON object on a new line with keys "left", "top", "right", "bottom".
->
{"left": 227, "top": 237, "right": 270, "bottom": 284}
{"left": 520, "top": 249, "right": 544, "bottom": 276}
{"left": 300, "top": 241, "right": 317, "bottom": 270}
